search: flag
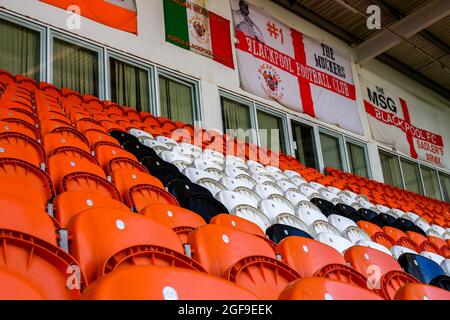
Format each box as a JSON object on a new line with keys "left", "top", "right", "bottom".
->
{"left": 163, "top": 0, "right": 234, "bottom": 69}
{"left": 40, "top": 0, "right": 137, "bottom": 34}
{"left": 230, "top": 0, "right": 362, "bottom": 134}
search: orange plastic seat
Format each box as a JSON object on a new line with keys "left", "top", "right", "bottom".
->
{"left": 344, "top": 245, "right": 419, "bottom": 299}
{"left": 358, "top": 221, "right": 395, "bottom": 248}
{"left": 0, "top": 132, "right": 45, "bottom": 167}
{"left": 75, "top": 118, "right": 106, "bottom": 134}
{"left": 126, "top": 184, "right": 179, "bottom": 212}
{"left": 0, "top": 158, "right": 54, "bottom": 207}
{"left": 394, "top": 283, "right": 450, "bottom": 300}
{"left": 53, "top": 191, "right": 130, "bottom": 228}
{"left": 82, "top": 265, "right": 257, "bottom": 300}
{"left": 141, "top": 203, "right": 206, "bottom": 243}
{"left": 105, "top": 157, "right": 148, "bottom": 177}
{"left": 188, "top": 224, "right": 300, "bottom": 299}
{"left": 210, "top": 213, "right": 265, "bottom": 237}
{"left": 407, "top": 231, "right": 440, "bottom": 254}
{"left": 85, "top": 130, "right": 120, "bottom": 149}
{"left": 383, "top": 226, "right": 419, "bottom": 252}
{"left": 0, "top": 108, "right": 37, "bottom": 126}
{"left": 112, "top": 168, "right": 164, "bottom": 200}
{"left": 67, "top": 209, "right": 205, "bottom": 283}
{"left": 95, "top": 142, "right": 137, "bottom": 170}
{"left": 0, "top": 119, "right": 40, "bottom": 140}
{"left": 47, "top": 149, "right": 121, "bottom": 200}
{"left": 39, "top": 119, "right": 73, "bottom": 136}
{"left": 279, "top": 278, "right": 383, "bottom": 300}
{"left": 43, "top": 132, "right": 91, "bottom": 157}
{"left": 428, "top": 236, "right": 446, "bottom": 249}
{"left": 276, "top": 236, "right": 367, "bottom": 288}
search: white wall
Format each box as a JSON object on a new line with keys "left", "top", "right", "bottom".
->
{"left": 0, "top": 0, "right": 449, "bottom": 174}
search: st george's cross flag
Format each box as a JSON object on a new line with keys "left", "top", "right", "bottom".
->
{"left": 40, "top": 0, "right": 138, "bottom": 34}
{"left": 230, "top": 0, "right": 362, "bottom": 134}
{"left": 163, "top": 0, "right": 234, "bottom": 69}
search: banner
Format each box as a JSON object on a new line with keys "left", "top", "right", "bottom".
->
{"left": 230, "top": 0, "right": 362, "bottom": 134}
{"left": 362, "top": 77, "right": 446, "bottom": 168}
{"left": 40, "top": 0, "right": 137, "bottom": 34}
{"left": 163, "top": 0, "right": 234, "bottom": 69}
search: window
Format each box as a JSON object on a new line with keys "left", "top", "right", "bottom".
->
{"left": 320, "top": 132, "right": 343, "bottom": 170}
{"left": 257, "top": 109, "right": 286, "bottom": 153}
{"left": 221, "top": 97, "right": 253, "bottom": 143}
{"left": 421, "top": 166, "right": 442, "bottom": 200}
{"left": 110, "top": 58, "right": 150, "bottom": 112}
{"left": 347, "top": 142, "right": 369, "bottom": 178}
{"left": 379, "top": 151, "right": 403, "bottom": 189}
{"left": 159, "top": 75, "right": 194, "bottom": 124}
{"left": 439, "top": 173, "right": 450, "bottom": 202}
{"left": 400, "top": 159, "right": 423, "bottom": 194}
{"left": 52, "top": 38, "right": 99, "bottom": 96}
{"left": 0, "top": 18, "right": 40, "bottom": 80}
{"left": 291, "top": 121, "right": 317, "bottom": 169}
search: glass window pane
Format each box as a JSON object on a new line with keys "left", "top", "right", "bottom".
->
{"left": 52, "top": 38, "right": 99, "bottom": 96}
{"left": 320, "top": 132, "right": 343, "bottom": 170}
{"left": 291, "top": 121, "right": 317, "bottom": 169}
{"left": 0, "top": 19, "right": 40, "bottom": 80}
{"left": 400, "top": 159, "right": 423, "bottom": 194}
{"left": 347, "top": 142, "right": 369, "bottom": 178}
{"left": 439, "top": 173, "right": 450, "bottom": 203}
{"left": 221, "top": 97, "right": 252, "bottom": 143}
{"left": 110, "top": 58, "right": 150, "bottom": 112}
{"left": 421, "top": 166, "right": 442, "bottom": 200}
{"left": 379, "top": 151, "right": 403, "bottom": 189}
{"left": 159, "top": 75, "right": 193, "bottom": 124}
{"left": 257, "top": 110, "right": 286, "bottom": 153}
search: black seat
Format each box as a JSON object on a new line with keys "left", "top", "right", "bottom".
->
{"left": 371, "top": 212, "right": 396, "bottom": 227}
{"left": 310, "top": 198, "right": 339, "bottom": 217}
{"left": 357, "top": 208, "right": 379, "bottom": 222}
{"left": 429, "top": 275, "right": 450, "bottom": 291}
{"left": 334, "top": 203, "right": 361, "bottom": 222}
{"left": 110, "top": 130, "right": 139, "bottom": 145}
{"left": 122, "top": 140, "right": 158, "bottom": 161}
{"left": 182, "top": 194, "right": 229, "bottom": 223}
{"left": 398, "top": 253, "right": 447, "bottom": 285}
{"left": 167, "top": 179, "right": 213, "bottom": 205}
{"left": 265, "top": 224, "right": 312, "bottom": 244}
{"left": 142, "top": 157, "right": 190, "bottom": 186}
{"left": 391, "top": 218, "right": 426, "bottom": 236}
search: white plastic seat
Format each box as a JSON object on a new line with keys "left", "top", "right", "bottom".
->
{"left": 342, "top": 226, "right": 371, "bottom": 243}
{"left": 225, "top": 155, "right": 246, "bottom": 166}
{"left": 339, "top": 193, "right": 355, "bottom": 206}
{"left": 234, "top": 186, "right": 262, "bottom": 204}
{"left": 128, "top": 128, "right": 153, "bottom": 140}
{"left": 265, "top": 165, "right": 282, "bottom": 173}
{"left": 249, "top": 165, "right": 269, "bottom": 176}
{"left": 441, "top": 259, "right": 450, "bottom": 276}
{"left": 358, "top": 199, "right": 376, "bottom": 210}
{"left": 179, "top": 142, "right": 202, "bottom": 156}
{"left": 426, "top": 228, "right": 443, "bottom": 238}
{"left": 297, "top": 206, "right": 327, "bottom": 226}
{"left": 220, "top": 176, "right": 253, "bottom": 190}
{"left": 193, "top": 158, "right": 223, "bottom": 171}
{"left": 216, "top": 190, "right": 258, "bottom": 212}
{"left": 142, "top": 138, "right": 171, "bottom": 152}
{"left": 290, "top": 176, "right": 307, "bottom": 187}
{"left": 390, "top": 245, "right": 417, "bottom": 259}
{"left": 283, "top": 170, "right": 301, "bottom": 179}
{"left": 284, "top": 190, "right": 309, "bottom": 208}
{"left": 431, "top": 224, "right": 447, "bottom": 237}
{"left": 314, "top": 232, "right": 353, "bottom": 254}
{"left": 224, "top": 165, "right": 249, "bottom": 178}
{"left": 309, "top": 182, "right": 326, "bottom": 191}
{"left": 161, "top": 150, "right": 192, "bottom": 163}
{"left": 328, "top": 214, "right": 357, "bottom": 233}
{"left": 376, "top": 204, "right": 391, "bottom": 213}
{"left": 231, "top": 204, "right": 271, "bottom": 232}
{"left": 320, "top": 190, "right": 339, "bottom": 202}
{"left": 277, "top": 179, "right": 297, "bottom": 192}
{"left": 420, "top": 251, "right": 445, "bottom": 265}
{"left": 235, "top": 174, "right": 257, "bottom": 188}
{"left": 182, "top": 167, "right": 216, "bottom": 183}
{"left": 156, "top": 135, "right": 178, "bottom": 147}
{"left": 444, "top": 231, "right": 450, "bottom": 240}
{"left": 254, "top": 184, "right": 283, "bottom": 199}
{"left": 355, "top": 240, "right": 393, "bottom": 256}
{"left": 309, "top": 220, "right": 341, "bottom": 237}
{"left": 267, "top": 194, "right": 295, "bottom": 210}
{"left": 247, "top": 159, "right": 263, "bottom": 168}
{"left": 252, "top": 174, "right": 275, "bottom": 185}
{"left": 269, "top": 171, "right": 288, "bottom": 181}
{"left": 204, "top": 168, "right": 223, "bottom": 181}
{"left": 259, "top": 199, "right": 295, "bottom": 223}
{"left": 391, "top": 208, "right": 405, "bottom": 217}
{"left": 202, "top": 149, "right": 225, "bottom": 164}
{"left": 299, "top": 185, "right": 319, "bottom": 199}
{"left": 327, "top": 186, "right": 341, "bottom": 195}
{"left": 197, "top": 178, "right": 225, "bottom": 197}
{"left": 403, "top": 211, "right": 420, "bottom": 222}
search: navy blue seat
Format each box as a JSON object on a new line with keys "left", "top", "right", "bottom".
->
{"left": 371, "top": 212, "right": 396, "bottom": 227}
{"left": 334, "top": 203, "right": 361, "bottom": 222}
{"left": 110, "top": 130, "right": 139, "bottom": 145}
{"left": 265, "top": 224, "right": 312, "bottom": 244}
{"left": 122, "top": 140, "right": 158, "bottom": 161}
{"left": 398, "top": 253, "right": 447, "bottom": 285}
{"left": 429, "top": 275, "right": 450, "bottom": 291}
{"left": 168, "top": 179, "right": 214, "bottom": 205}
{"left": 182, "top": 194, "right": 229, "bottom": 223}
{"left": 142, "top": 157, "right": 189, "bottom": 186}
{"left": 357, "top": 208, "right": 378, "bottom": 222}
{"left": 310, "top": 198, "right": 339, "bottom": 217}
{"left": 391, "top": 218, "right": 427, "bottom": 236}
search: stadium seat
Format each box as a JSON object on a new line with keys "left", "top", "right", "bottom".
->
{"left": 112, "top": 168, "right": 164, "bottom": 199}
{"left": 266, "top": 224, "right": 312, "bottom": 243}
{"left": 394, "top": 283, "right": 450, "bottom": 300}
{"left": 67, "top": 208, "right": 205, "bottom": 283}
{"left": 279, "top": 278, "right": 383, "bottom": 300}
{"left": 43, "top": 132, "right": 91, "bottom": 157}
{"left": 0, "top": 132, "right": 45, "bottom": 167}
{"left": 210, "top": 213, "right": 265, "bottom": 237}
{"left": 141, "top": 203, "right": 206, "bottom": 243}
{"left": 188, "top": 224, "right": 299, "bottom": 299}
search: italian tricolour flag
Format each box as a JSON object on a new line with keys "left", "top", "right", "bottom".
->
{"left": 163, "top": 0, "right": 234, "bottom": 68}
